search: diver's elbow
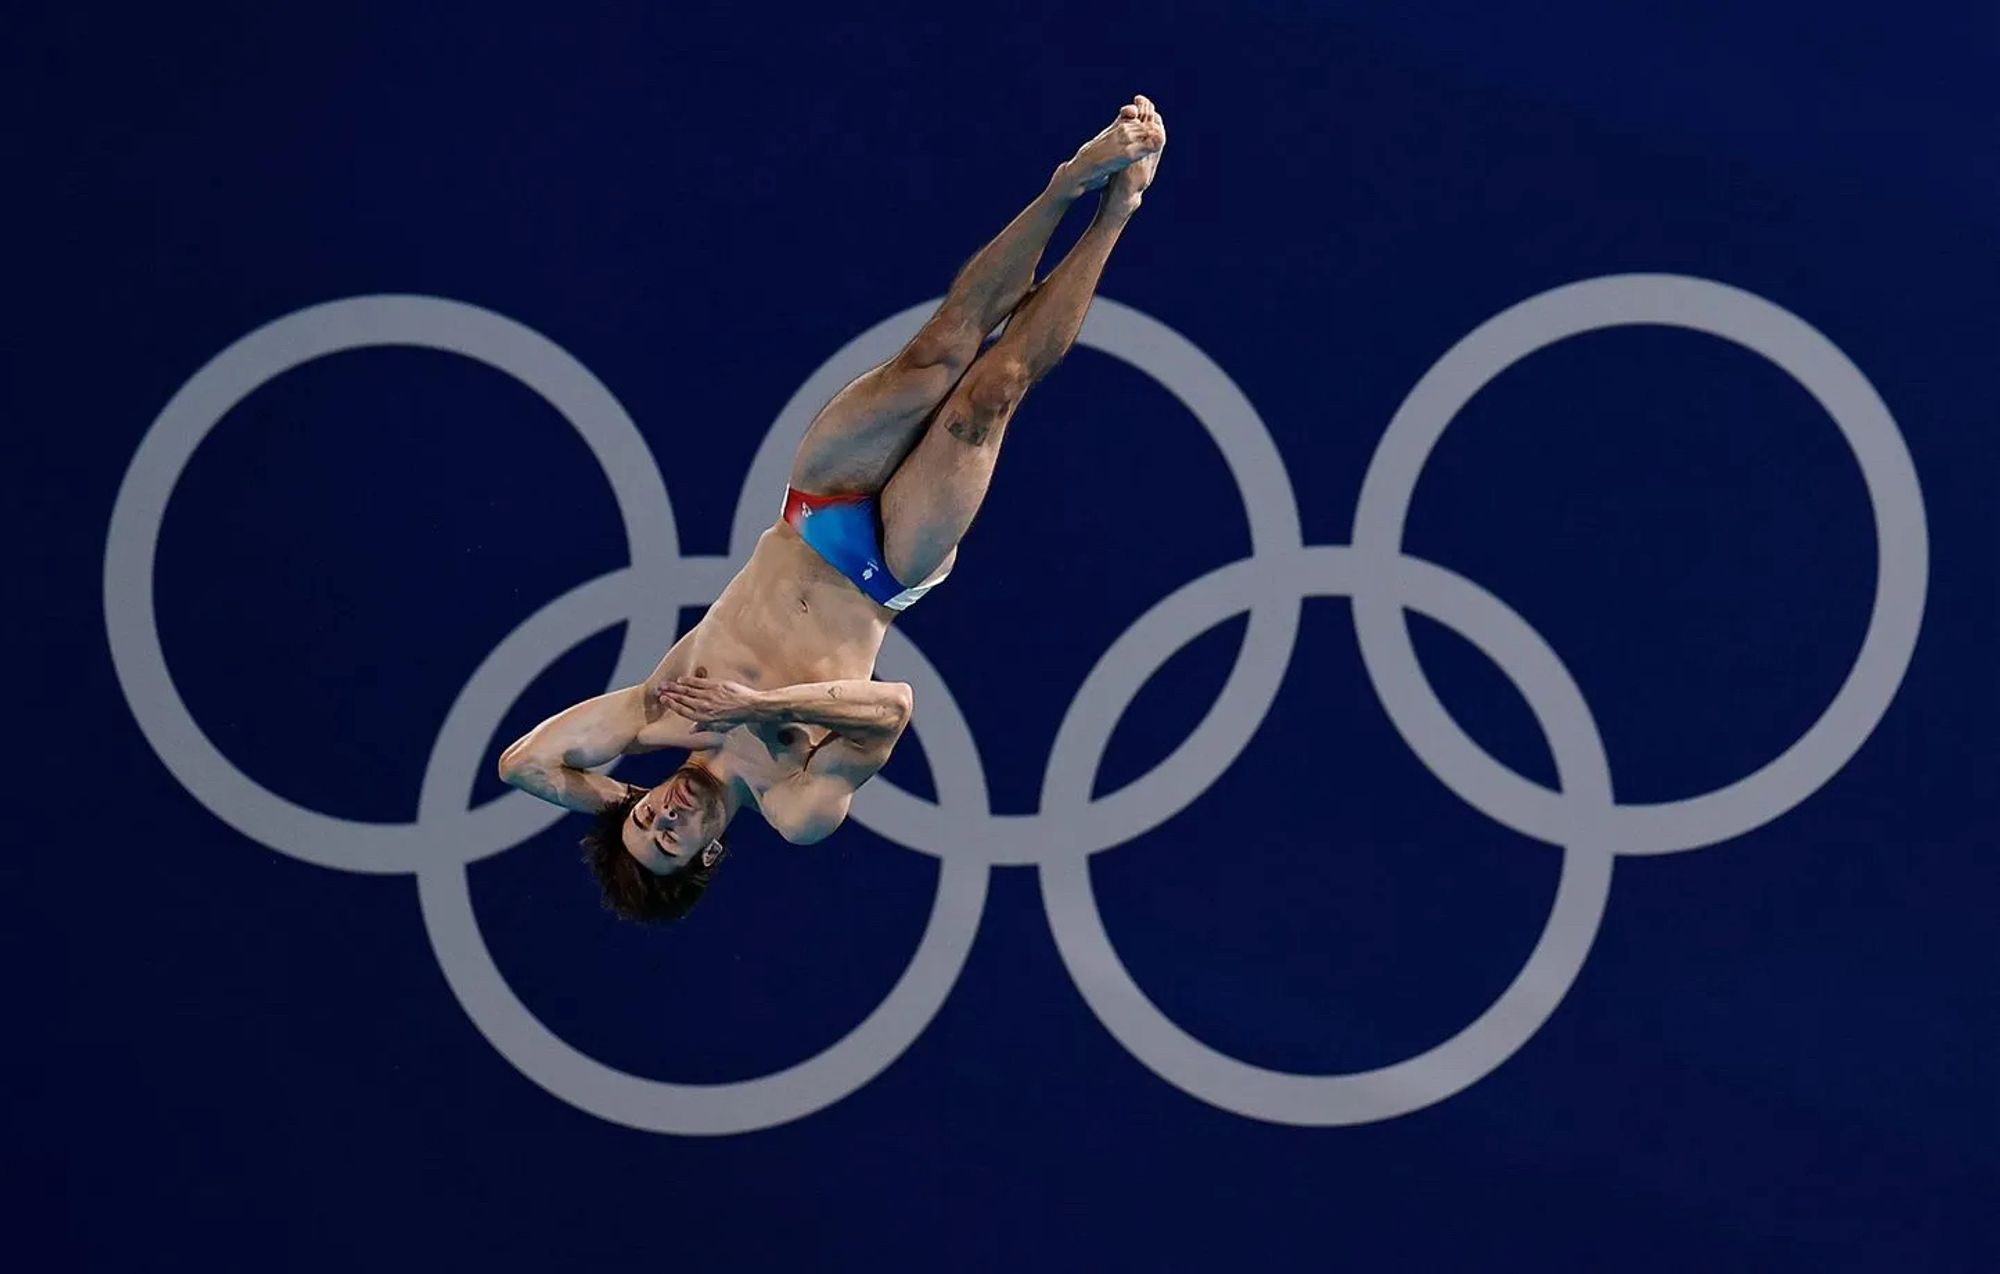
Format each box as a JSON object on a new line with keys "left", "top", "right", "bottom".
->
{"left": 497, "top": 745, "right": 541, "bottom": 787}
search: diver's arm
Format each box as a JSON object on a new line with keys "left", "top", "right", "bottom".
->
{"left": 497, "top": 756, "right": 634, "bottom": 814}
{"left": 763, "top": 678, "right": 914, "bottom": 740}
{"left": 497, "top": 685, "right": 720, "bottom": 813}
{"left": 657, "top": 675, "right": 913, "bottom": 741}
{"left": 497, "top": 687, "right": 642, "bottom": 813}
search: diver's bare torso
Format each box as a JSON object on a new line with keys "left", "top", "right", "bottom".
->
{"left": 639, "top": 518, "right": 899, "bottom": 807}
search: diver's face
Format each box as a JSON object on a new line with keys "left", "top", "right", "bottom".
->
{"left": 620, "top": 764, "right": 726, "bottom": 877}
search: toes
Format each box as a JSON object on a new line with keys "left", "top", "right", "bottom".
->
{"left": 1119, "top": 104, "right": 1139, "bottom": 119}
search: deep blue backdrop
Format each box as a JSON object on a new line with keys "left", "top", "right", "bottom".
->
{"left": 18, "top": 2, "right": 1997, "bottom": 1269}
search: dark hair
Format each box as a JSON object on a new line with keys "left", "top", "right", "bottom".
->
{"left": 579, "top": 785, "right": 728, "bottom": 924}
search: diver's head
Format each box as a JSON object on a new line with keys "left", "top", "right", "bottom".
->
{"left": 579, "top": 760, "right": 735, "bottom": 923}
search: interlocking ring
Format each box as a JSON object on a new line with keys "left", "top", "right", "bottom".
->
{"left": 106, "top": 276, "right": 1926, "bottom": 1132}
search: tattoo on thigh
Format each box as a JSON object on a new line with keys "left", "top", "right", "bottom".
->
{"left": 943, "top": 407, "right": 995, "bottom": 446}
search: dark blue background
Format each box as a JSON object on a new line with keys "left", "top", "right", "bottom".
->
{"left": 18, "top": 2, "right": 1997, "bottom": 1269}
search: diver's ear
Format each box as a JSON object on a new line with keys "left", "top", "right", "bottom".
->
{"left": 700, "top": 840, "right": 726, "bottom": 868}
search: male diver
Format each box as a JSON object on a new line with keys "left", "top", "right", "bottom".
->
{"left": 499, "top": 96, "right": 1166, "bottom": 920}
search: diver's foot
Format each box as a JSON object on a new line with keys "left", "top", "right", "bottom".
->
{"left": 1102, "top": 94, "right": 1164, "bottom": 214}
{"left": 1056, "top": 97, "right": 1166, "bottom": 199}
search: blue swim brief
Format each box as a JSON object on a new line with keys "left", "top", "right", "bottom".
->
{"left": 780, "top": 486, "right": 951, "bottom": 611}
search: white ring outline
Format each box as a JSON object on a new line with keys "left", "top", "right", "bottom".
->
{"left": 1351, "top": 275, "right": 1928, "bottom": 855}
{"left": 102, "top": 296, "right": 692, "bottom": 873}
{"left": 1039, "top": 546, "right": 1615, "bottom": 1125}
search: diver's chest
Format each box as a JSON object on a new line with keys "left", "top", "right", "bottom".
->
{"left": 726, "top": 719, "right": 834, "bottom": 783}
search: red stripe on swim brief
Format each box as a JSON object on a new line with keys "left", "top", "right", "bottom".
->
{"left": 783, "top": 485, "right": 872, "bottom": 525}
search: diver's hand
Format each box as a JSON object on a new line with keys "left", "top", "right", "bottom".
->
{"left": 656, "top": 675, "right": 769, "bottom": 729}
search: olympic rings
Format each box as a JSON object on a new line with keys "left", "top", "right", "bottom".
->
{"left": 105, "top": 275, "right": 1926, "bottom": 1132}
